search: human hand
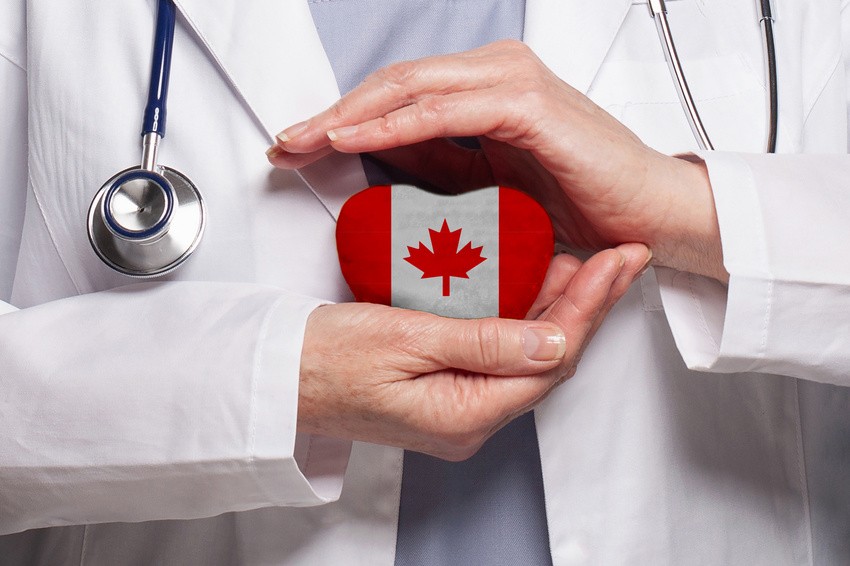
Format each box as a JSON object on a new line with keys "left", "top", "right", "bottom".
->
{"left": 298, "top": 243, "right": 650, "bottom": 460}
{"left": 268, "top": 41, "right": 726, "bottom": 282}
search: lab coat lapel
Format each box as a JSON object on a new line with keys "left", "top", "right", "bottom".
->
{"left": 524, "top": 2, "right": 632, "bottom": 565}
{"left": 172, "top": 0, "right": 368, "bottom": 219}
{"left": 524, "top": 0, "right": 633, "bottom": 94}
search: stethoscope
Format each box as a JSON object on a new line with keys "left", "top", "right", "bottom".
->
{"left": 648, "top": 0, "right": 778, "bottom": 152}
{"left": 87, "top": 0, "right": 205, "bottom": 278}
{"left": 87, "top": 0, "right": 778, "bottom": 277}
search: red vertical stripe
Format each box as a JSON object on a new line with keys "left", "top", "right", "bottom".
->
{"left": 498, "top": 187, "right": 554, "bottom": 319}
{"left": 336, "top": 185, "right": 392, "bottom": 305}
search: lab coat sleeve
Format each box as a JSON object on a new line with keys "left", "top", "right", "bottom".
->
{"left": 656, "top": 3, "right": 850, "bottom": 384}
{"left": 0, "top": 32, "right": 349, "bottom": 535}
{"left": 0, "top": 283, "right": 350, "bottom": 535}
{"left": 656, "top": 153, "right": 850, "bottom": 384}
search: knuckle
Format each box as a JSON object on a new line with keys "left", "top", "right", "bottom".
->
{"left": 474, "top": 318, "right": 503, "bottom": 369}
{"left": 429, "top": 404, "right": 492, "bottom": 460}
{"left": 415, "top": 96, "right": 442, "bottom": 119}
{"left": 493, "top": 38, "right": 530, "bottom": 55}
{"left": 327, "top": 99, "right": 349, "bottom": 123}
{"left": 439, "top": 428, "right": 487, "bottom": 461}
{"left": 412, "top": 98, "right": 450, "bottom": 136}
{"left": 370, "top": 115, "right": 405, "bottom": 147}
{"left": 517, "top": 80, "right": 549, "bottom": 107}
{"left": 374, "top": 115, "right": 397, "bottom": 138}
{"left": 374, "top": 60, "right": 417, "bottom": 93}
{"left": 494, "top": 40, "right": 542, "bottom": 73}
{"left": 440, "top": 443, "right": 483, "bottom": 462}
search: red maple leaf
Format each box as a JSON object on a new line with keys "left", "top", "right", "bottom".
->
{"left": 404, "top": 219, "right": 487, "bottom": 297}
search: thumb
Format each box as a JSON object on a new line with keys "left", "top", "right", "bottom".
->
{"left": 422, "top": 317, "right": 568, "bottom": 376}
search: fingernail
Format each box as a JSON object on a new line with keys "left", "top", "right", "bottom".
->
{"left": 276, "top": 121, "right": 309, "bottom": 144}
{"left": 327, "top": 125, "right": 359, "bottom": 141}
{"left": 523, "top": 327, "right": 567, "bottom": 361}
{"left": 265, "top": 145, "right": 284, "bottom": 159}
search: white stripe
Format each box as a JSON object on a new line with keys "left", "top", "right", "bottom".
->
{"left": 391, "top": 185, "right": 499, "bottom": 319}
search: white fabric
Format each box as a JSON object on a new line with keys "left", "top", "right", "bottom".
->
{"left": 1, "top": 0, "right": 358, "bottom": 541}
{"left": 658, "top": 153, "right": 850, "bottom": 382}
{"left": 1, "top": 0, "right": 850, "bottom": 564}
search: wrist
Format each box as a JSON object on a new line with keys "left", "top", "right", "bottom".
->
{"left": 648, "top": 154, "right": 729, "bottom": 283}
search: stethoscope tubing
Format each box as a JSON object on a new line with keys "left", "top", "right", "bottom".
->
{"left": 142, "top": 0, "right": 176, "bottom": 138}
{"left": 90, "top": 0, "right": 780, "bottom": 278}
{"left": 649, "top": 0, "right": 714, "bottom": 150}
{"left": 88, "top": 0, "right": 205, "bottom": 278}
{"left": 759, "top": 0, "right": 778, "bottom": 153}
{"left": 648, "top": 0, "right": 778, "bottom": 153}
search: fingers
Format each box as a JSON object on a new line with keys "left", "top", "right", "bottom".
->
{"left": 606, "top": 243, "right": 653, "bottom": 309}
{"left": 418, "top": 247, "right": 633, "bottom": 377}
{"left": 541, "top": 249, "right": 626, "bottom": 363}
{"left": 271, "top": 87, "right": 520, "bottom": 166}
{"left": 321, "top": 88, "right": 516, "bottom": 153}
{"left": 419, "top": 317, "right": 568, "bottom": 377}
{"left": 280, "top": 41, "right": 534, "bottom": 150}
{"left": 441, "top": 248, "right": 637, "bottom": 450}
{"left": 526, "top": 253, "right": 583, "bottom": 320}
{"left": 587, "top": 243, "right": 652, "bottom": 336}
{"left": 297, "top": 245, "right": 649, "bottom": 461}
{"left": 265, "top": 41, "right": 554, "bottom": 169}
{"left": 549, "top": 244, "right": 651, "bottom": 380}
{"left": 266, "top": 145, "right": 335, "bottom": 170}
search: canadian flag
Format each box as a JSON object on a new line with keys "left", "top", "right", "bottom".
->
{"left": 336, "top": 185, "right": 553, "bottom": 319}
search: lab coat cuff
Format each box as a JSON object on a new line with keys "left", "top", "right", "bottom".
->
{"left": 658, "top": 152, "right": 772, "bottom": 373}
{"left": 251, "top": 296, "right": 351, "bottom": 506}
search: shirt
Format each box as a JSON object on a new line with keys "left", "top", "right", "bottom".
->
{"left": 308, "top": 1, "right": 553, "bottom": 564}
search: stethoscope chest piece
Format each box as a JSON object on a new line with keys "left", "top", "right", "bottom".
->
{"left": 87, "top": 165, "right": 205, "bottom": 277}
{"left": 87, "top": 0, "right": 206, "bottom": 277}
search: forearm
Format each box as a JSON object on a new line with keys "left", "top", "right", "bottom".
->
{"left": 643, "top": 152, "right": 728, "bottom": 283}
{"left": 657, "top": 152, "right": 850, "bottom": 384}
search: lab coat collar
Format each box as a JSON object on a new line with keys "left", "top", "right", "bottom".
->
{"left": 524, "top": 0, "right": 633, "bottom": 94}
{"left": 172, "top": 0, "right": 369, "bottom": 219}
{"left": 172, "top": 0, "right": 334, "bottom": 141}
{"left": 172, "top": 0, "right": 633, "bottom": 219}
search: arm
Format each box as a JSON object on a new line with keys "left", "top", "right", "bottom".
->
{"left": 0, "top": 50, "right": 649, "bottom": 534}
{"left": 267, "top": 11, "right": 850, "bottom": 385}
{"left": 655, "top": 0, "right": 850, "bottom": 381}
{"left": 0, "top": 254, "right": 647, "bottom": 535}
{"left": 0, "top": 283, "right": 343, "bottom": 535}
{"left": 0, "top": 3, "right": 650, "bottom": 536}
{"left": 0, "top": 13, "right": 346, "bottom": 534}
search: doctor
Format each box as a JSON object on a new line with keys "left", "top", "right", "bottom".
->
{"left": 2, "top": 1, "right": 850, "bottom": 565}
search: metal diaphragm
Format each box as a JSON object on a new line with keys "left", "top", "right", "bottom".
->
{"left": 87, "top": 165, "right": 205, "bottom": 277}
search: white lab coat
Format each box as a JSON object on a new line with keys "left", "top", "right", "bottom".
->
{"left": 1, "top": 0, "right": 849, "bottom": 564}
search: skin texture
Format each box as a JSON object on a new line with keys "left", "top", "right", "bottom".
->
{"left": 299, "top": 245, "right": 650, "bottom": 461}
{"left": 272, "top": 40, "right": 719, "bottom": 459}
{"left": 269, "top": 40, "right": 727, "bottom": 282}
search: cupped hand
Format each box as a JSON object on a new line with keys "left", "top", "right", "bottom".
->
{"left": 268, "top": 40, "right": 727, "bottom": 281}
{"left": 298, "top": 243, "right": 649, "bottom": 461}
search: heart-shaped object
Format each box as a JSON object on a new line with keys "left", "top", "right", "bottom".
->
{"left": 336, "top": 185, "right": 553, "bottom": 319}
